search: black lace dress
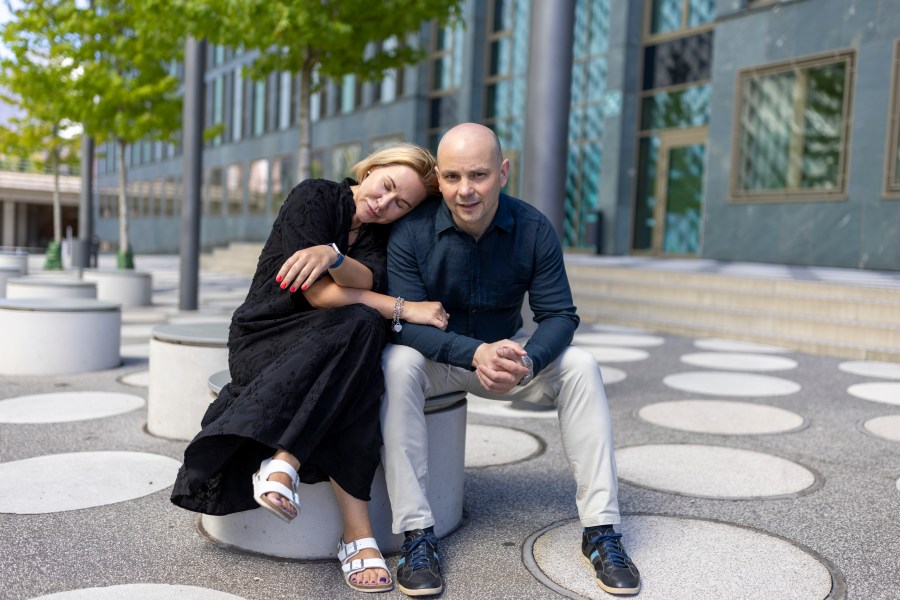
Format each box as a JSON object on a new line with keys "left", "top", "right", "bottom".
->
{"left": 171, "top": 178, "right": 390, "bottom": 515}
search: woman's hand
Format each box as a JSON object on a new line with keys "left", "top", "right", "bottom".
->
{"left": 276, "top": 245, "right": 338, "bottom": 293}
{"left": 401, "top": 301, "right": 450, "bottom": 330}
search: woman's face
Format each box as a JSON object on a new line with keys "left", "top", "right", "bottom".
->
{"left": 353, "top": 165, "right": 427, "bottom": 225}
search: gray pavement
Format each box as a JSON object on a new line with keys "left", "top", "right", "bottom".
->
{"left": 1, "top": 254, "right": 899, "bottom": 599}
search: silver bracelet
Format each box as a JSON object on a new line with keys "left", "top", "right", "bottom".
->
{"left": 392, "top": 297, "right": 405, "bottom": 332}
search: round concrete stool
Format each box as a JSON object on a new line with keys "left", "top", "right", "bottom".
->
{"left": 148, "top": 323, "right": 229, "bottom": 440}
{"left": 0, "top": 298, "right": 121, "bottom": 375}
{"left": 0, "top": 251, "right": 28, "bottom": 275}
{"left": 6, "top": 276, "right": 97, "bottom": 299}
{"left": 0, "top": 266, "right": 21, "bottom": 297}
{"left": 83, "top": 269, "right": 153, "bottom": 307}
{"left": 200, "top": 373, "right": 467, "bottom": 559}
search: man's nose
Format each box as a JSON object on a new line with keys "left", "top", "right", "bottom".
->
{"left": 458, "top": 178, "right": 474, "bottom": 196}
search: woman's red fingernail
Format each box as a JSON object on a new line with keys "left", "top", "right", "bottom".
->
{"left": 276, "top": 275, "right": 282, "bottom": 282}
{"left": 290, "top": 286, "right": 296, "bottom": 292}
{"left": 301, "top": 284, "right": 307, "bottom": 291}
{"left": 280, "top": 282, "right": 286, "bottom": 289}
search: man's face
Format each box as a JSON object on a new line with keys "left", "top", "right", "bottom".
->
{"left": 436, "top": 136, "right": 509, "bottom": 239}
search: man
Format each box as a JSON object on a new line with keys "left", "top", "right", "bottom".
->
{"left": 381, "top": 123, "right": 640, "bottom": 596}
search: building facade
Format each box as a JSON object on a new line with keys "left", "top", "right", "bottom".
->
{"left": 94, "top": 0, "right": 900, "bottom": 271}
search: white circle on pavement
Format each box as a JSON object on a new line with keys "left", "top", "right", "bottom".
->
{"left": 465, "top": 424, "right": 541, "bottom": 468}
{"left": 847, "top": 382, "right": 900, "bottom": 406}
{"left": 638, "top": 400, "right": 805, "bottom": 435}
{"left": 600, "top": 365, "right": 626, "bottom": 385}
{"left": 615, "top": 444, "right": 815, "bottom": 498}
{"left": 573, "top": 333, "right": 665, "bottom": 347}
{"left": 583, "top": 346, "right": 649, "bottom": 363}
{"left": 0, "top": 392, "right": 144, "bottom": 424}
{"left": 119, "top": 370, "right": 150, "bottom": 388}
{"left": 466, "top": 395, "right": 559, "bottom": 419}
{"left": 664, "top": 371, "right": 801, "bottom": 397}
{"left": 863, "top": 415, "right": 900, "bottom": 442}
{"left": 839, "top": 361, "right": 900, "bottom": 380}
{"left": 121, "top": 343, "right": 150, "bottom": 358}
{"left": 680, "top": 352, "right": 798, "bottom": 372}
{"left": 31, "top": 584, "right": 248, "bottom": 600}
{"left": 0, "top": 452, "right": 181, "bottom": 514}
{"left": 530, "top": 516, "right": 833, "bottom": 600}
{"left": 579, "top": 323, "right": 653, "bottom": 334}
{"left": 694, "top": 338, "right": 790, "bottom": 354}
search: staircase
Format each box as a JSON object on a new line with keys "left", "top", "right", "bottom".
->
{"left": 566, "top": 255, "right": 900, "bottom": 363}
{"left": 201, "top": 242, "right": 264, "bottom": 277}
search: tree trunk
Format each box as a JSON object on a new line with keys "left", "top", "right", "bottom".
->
{"left": 52, "top": 147, "right": 61, "bottom": 242}
{"left": 297, "top": 66, "right": 312, "bottom": 182}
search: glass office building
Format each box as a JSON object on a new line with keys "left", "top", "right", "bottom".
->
{"left": 94, "top": 0, "right": 900, "bottom": 271}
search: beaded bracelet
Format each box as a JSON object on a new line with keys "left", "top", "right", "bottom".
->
{"left": 392, "top": 297, "right": 405, "bottom": 332}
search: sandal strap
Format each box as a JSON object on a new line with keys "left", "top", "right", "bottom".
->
{"left": 259, "top": 458, "right": 299, "bottom": 488}
{"left": 337, "top": 537, "right": 381, "bottom": 562}
{"left": 253, "top": 479, "right": 299, "bottom": 504}
{"left": 341, "top": 557, "right": 390, "bottom": 577}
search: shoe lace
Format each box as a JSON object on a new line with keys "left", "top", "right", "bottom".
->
{"left": 588, "top": 531, "right": 630, "bottom": 569}
{"left": 403, "top": 534, "right": 438, "bottom": 571}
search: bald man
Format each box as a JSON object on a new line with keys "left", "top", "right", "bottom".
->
{"left": 381, "top": 123, "right": 640, "bottom": 596}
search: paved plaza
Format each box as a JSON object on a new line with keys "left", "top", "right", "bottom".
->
{"left": 1, "top": 255, "right": 899, "bottom": 599}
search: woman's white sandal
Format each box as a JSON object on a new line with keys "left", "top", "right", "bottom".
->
{"left": 338, "top": 537, "right": 393, "bottom": 593}
{"left": 251, "top": 458, "right": 301, "bottom": 522}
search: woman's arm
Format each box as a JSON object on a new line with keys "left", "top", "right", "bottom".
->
{"left": 301, "top": 277, "right": 448, "bottom": 329}
{"left": 276, "top": 244, "right": 373, "bottom": 292}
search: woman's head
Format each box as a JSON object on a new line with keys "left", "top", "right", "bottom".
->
{"left": 350, "top": 143, "right": 439, "bottom": 225}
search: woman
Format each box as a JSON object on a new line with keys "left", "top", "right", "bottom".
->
{"left": 171, "top": 144, "right": 448, "bottom": 593}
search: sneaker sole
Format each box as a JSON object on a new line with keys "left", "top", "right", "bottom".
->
{"left": 581, "top": 554, "right": 640, "bottom": 596}
{"left": 397, "top": 583, "right": 443, "bottom": 597}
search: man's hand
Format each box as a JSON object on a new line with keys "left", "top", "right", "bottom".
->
{"left": 276, "top": 245, "right": 336, "bottom": 293}
{"left": 472, "top": 340, "right": 530, "bottom": 394}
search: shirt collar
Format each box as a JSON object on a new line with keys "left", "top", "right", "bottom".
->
{"left": 434, "top": 194, "right": 515, "bottom": 236}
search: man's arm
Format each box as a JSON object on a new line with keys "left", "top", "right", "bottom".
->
{"left": 521, "top": 219, "right": 580, "bottom": 375}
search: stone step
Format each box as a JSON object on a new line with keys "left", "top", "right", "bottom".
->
{"left": 569, "top": 276, "right": 900, "bottom": 326}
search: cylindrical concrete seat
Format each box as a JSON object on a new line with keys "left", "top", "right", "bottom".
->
{"left": 0, "top": 252, "right": 28, "bottom": 275}
{"left": 0, "top": 298, "right": 121, "bottom": 375}
{"left": 6, "top": 276, "right": 97, "bottom": 299}
{"left": 82, "top": 269, "right": 153, "bottom": 307}
{"left": 148, "top": 323, "right": 229, "bottom": 440}
{"left": 200, "top": 378, "right": 467, "bottom": 559}
{"left": 0, "top": 266, "right": 21, "bottom": 297}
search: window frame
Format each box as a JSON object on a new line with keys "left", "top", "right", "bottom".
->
{"left": 884, "top": 39, "right": 900, "bottom": 198}
{"left": 643, "top": 0, "right": 715, "bottom": 43}
{"left": 729, "top": 49, "right": 855, "bottom": 203}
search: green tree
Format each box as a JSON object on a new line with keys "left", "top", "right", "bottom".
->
{"left": 74, "top": 0, "right": 186, "bottom": 268}
{"left": 201, "top": 0, "right": 462, "bottom": 182}
{"left": 0, "top": 0, "right": 82, "bottom": 269}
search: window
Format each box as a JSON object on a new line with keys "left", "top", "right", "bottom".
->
{"left": 885, "top": 40, "right": 900, "bottom": 196}
{"left": 646, "top": 0, "right": 715, "bottom": 39}
{"left": 226, "top": 163, "right": 243, "bottom": 216}
{"left": 733, "top": 51, "right": 854, "bottom": 200}
{"left": 331, "top": 143, "right": 361, "bottom": 180}
{"left": 248, "top": 159, "right": 269, "bottom": 215}
{"left": 206, "top": 167, "right": 224, "bottom": 216}
{"left": 271, "top": 156, "right": 295, "bottom": 212}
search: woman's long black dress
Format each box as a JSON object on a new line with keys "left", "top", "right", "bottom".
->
{"left": 171, "top": 178, "right": 390, "bottom": 515}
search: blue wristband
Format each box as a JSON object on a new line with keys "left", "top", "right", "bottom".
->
{"left": 329, "top": 243, "right": 344, "bottom": 269}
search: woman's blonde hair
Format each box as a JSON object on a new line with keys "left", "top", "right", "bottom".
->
{"left": 351, "top": 143, "right": 439, "bottom": 196}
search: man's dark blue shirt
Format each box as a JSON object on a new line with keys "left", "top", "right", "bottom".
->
{"left": 387, "top": 193, "right": 579, "bottom": 376}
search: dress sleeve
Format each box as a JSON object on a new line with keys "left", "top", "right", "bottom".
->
{"left": 279, "top": 180, "right": 342, "bottom": 258}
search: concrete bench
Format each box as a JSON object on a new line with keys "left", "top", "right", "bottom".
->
{"left": 6, "top": 276, "right": 97, "bottom": 299}
{"left": 200, "top": 370, "right": 466, "bottom": 559}
{"left": 82, "top": 269, "right": 153, "bottom": 307}
{"left": 0, "top": 298, "right": 121, "bottom": 375}
{"left": 0, "top": 251, "right": 28, "bottom": 275}
{"left": 147, "top": 322, "right": 229, "bottom": 441}
{"left": 0, "top": 266, "right": 20, "bottom": 297}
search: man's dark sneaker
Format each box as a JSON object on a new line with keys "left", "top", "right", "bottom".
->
{"left": 582, "top": 528, "right": 641, "bottom": 595}
{"left": 396, "top": 529, "right": 443, "bottom": 596}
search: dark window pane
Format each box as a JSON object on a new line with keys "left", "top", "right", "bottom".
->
{"left": 643, "top": 32, "right": 713, "bottom": 91}
{"left": 632, "top": 136, "right": 659, "bottom": 250}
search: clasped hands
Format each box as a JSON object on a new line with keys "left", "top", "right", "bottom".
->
{"left": 472, "top": 340, "right": 530, "bottom": 394}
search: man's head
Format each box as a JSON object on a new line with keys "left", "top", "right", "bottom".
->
{"left": 435, "top": 123, "right": 509, "bottom": 240}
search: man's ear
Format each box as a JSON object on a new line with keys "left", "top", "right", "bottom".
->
{"left": 499, "top": 159, "right": 510, "bottom": 187}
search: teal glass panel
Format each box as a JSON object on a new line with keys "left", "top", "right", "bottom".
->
{"left": 650, "top": 0, "right": 682, "bottom": 34}
{"left": 586, "top": 57, "right": 607, "bottom": 102}
{"left": 801, "top": 63, "right": 845, "bottom": 189}
{"left": 571, "top": 62, "right": 585, "bottom": 105}
{"left": 663, "top": 143, "right": 704, "bottom": 254}
{"left": 688, "top": 0, "right": 715, "bottom": 28}
{"left": 588, "top": 0, "right": 610, "bottom": 54}
{"left": 641, "top": 84, "right": 710, "bottom": 130}
{"left": 492, "top": 0, "right": 511, "bottom": 32}
{"left": 574, "top": 0, "right": 588, "bottom": 56}
{"left": 632, "top": 136, "right": 659, "bottom": 250}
